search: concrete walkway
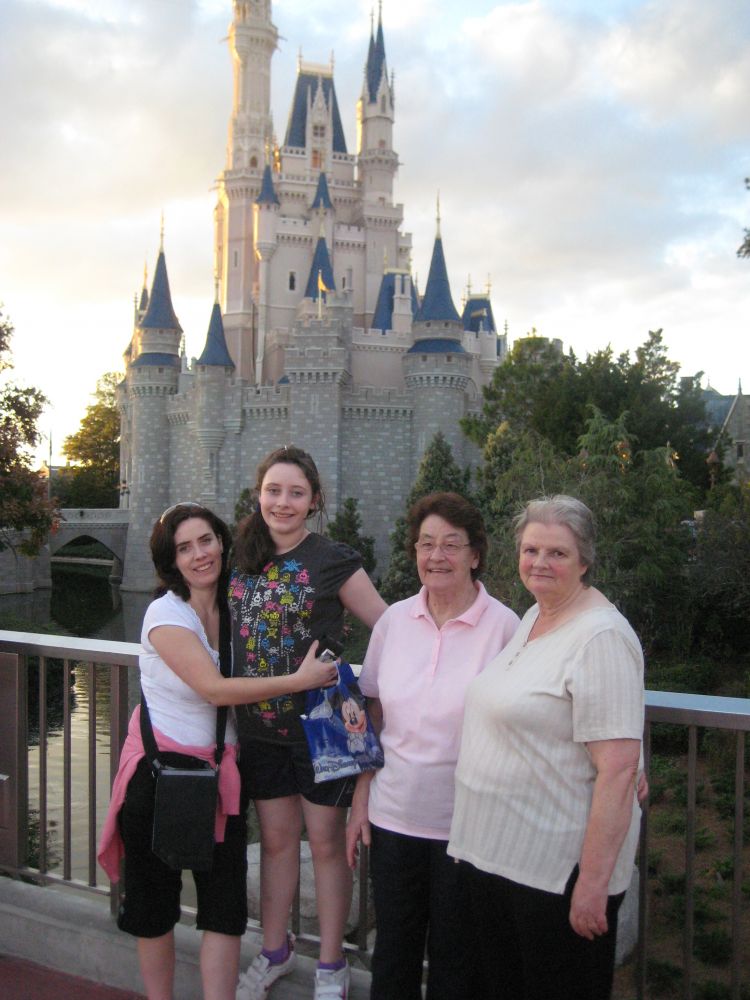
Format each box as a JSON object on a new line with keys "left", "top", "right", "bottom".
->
{"left": 0, "top": 880, "right": 371, "bottom": 999}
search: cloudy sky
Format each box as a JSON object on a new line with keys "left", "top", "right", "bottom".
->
{"left": 1, "top": 0, "right": 748, "bottom": 465}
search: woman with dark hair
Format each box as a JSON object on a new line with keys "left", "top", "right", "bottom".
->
{"left": 448, "top": 495, "right": 645, "bottom": 1000}
{"left": 345, "top": 492, "right": 520, "bottom": 1000}
{"left": 98, "top": 502, "right": 337, "bottom": 1000}
{"left": 230, "top": 446, "right": 386, "bottom": 1000}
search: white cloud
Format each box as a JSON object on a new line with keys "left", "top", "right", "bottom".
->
{"left": 1, "top": 0, "right": 748, "bottom": 464}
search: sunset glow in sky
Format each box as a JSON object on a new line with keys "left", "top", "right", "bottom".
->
{"left": 1, "top": 0, "right": 748, "bottom": 464}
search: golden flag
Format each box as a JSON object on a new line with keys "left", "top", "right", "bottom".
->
{"left": 317, "top": 269, "right": 331, "bottom": 294}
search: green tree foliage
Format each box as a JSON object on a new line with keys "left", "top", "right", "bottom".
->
{"left": 326, "top": 497, "right": 376, "bottom": 575}
{"left": 737, "top": 177, "right": 750, "bottom": 259}
{"left": 59, "top": 373, "right": 121, "bottom": 508}
{"left": 0, "top": 307, "right": 58, "bottom": 554}
{"left": 465, "top": 330, "right": 714, "bottom": 497}
{"left": 381, "top": 431, "right": 472, "bottom": 603}
{"left": 689, "top": 484, "right": 750, "bottom": 667}
{"left": 478, "top": 408, "right": 695, "bottom": 655}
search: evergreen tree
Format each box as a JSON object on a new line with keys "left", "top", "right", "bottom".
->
{"left": 381, "top": 431, "right": 472, "bottom": 603}
{"left": 465, "top": 329, "right": 714, "bottom": 497}
{"left": 477, "top": 408, "right": 695, "bottom": 654}
{"left": 60, "top": 373, "right": 121, "bottom": 507}
{"left": 0, "top": 307, "right": 58, "bottom": 554}
{"left": 326, "top": 497, "right": 376, "bottom": 575}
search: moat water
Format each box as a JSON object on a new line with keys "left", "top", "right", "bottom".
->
{"left": 1, "top": 570, "right": 151, "bottom": 882}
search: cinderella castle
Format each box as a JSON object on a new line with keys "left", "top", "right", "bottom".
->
{"left": 117, "top": 0, "right": 506, "bottom": 590}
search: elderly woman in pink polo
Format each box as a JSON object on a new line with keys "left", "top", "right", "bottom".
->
{"left": 346, "top": 492, "right": 519, "bottom": 1000}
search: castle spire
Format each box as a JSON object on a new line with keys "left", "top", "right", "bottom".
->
{"left": 305, "top": 233, "right": 336, "bottom": 301}
{"left": 197, "top": 301, "right": 234, "bottom": 368}
{"left": 140, "top": 235, "right": 182, "bottom": 332}
{"left": 415, "top": 217, "right": 460, "bottom": 323}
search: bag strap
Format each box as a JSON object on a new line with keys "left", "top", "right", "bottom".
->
{"left": 140, "top": 594, "right": 233, "bottom": 772}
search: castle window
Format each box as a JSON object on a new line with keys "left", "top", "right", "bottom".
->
{"left": 312, "top": 125, "right": 326, "bottom": 139}
{"left": 233, "top": 250, "right": 239, "bottom": 268}
{"left": 289, "top": 271, "right": 296, "bottom": 291}
{"left": 311, "top": 150, "right": 321, "bottom": 170}
{"left": 250, "top": 155, "right": 258, "bottom": 168}
{"left": 341, "top": 274, "right": 346, "bottom": 290}
{"left": 379, "top": 139, "right": 386, "bottom": 149}
{"left": 738, "top": 442, "right": 745, "bottom": 460}
{"left": 381, "top": 95, "right": 386, "bottom": 113}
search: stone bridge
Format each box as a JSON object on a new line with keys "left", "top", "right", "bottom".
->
{"left": 51, "top": 509, "right": 130, "bottom": 583}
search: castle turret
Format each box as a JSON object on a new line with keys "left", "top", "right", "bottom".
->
{"left": 355, "top": 6, "right": 404, "bottom": 321}
{"left": 357, "top": 4, "right": 397, "bottom": 207}
{"left": 404, "top": 215, "right": 471, "bottom": 471}
{"left": 461, "top": 283, "right": 506, "bottom": 380}
{"left": 195, "top": 298, "right": 235, "bottom": 500}
{"left": 121, "top": 238, "right": 182, "bottom": 591}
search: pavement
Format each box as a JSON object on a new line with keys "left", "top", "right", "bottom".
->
{"left": 0, "top": 955, "right": 144, "bottom": 999}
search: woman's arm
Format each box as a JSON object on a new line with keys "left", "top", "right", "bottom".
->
{"left": 345, "top": 697, "right": 382, "bottom": 868}
{"left": 570, "top": 737, "right": 641, "bottom": 940}
{"left": 346, "top": 770, "right": 375, "bottom": 869}
{"left": 149, "top": 626, "right": 338, "bottom": 706}
{"left": 338, "top": 568, "right": 387, "bottom": 628}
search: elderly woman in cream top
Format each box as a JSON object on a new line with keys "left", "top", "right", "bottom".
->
{"left": 448, "top": 496, "right": 644, "bottom": 1000}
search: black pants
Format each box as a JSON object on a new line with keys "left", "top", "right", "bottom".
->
{"left": 369, "top": 825, "right": 477, "bottom": 1000}
{"left": 466, "top": 863, "right": 625, "bottom": 1000}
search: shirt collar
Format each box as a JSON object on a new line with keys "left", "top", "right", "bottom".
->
{"left": 411, "top": 581, "right": 489, "bottom": 627}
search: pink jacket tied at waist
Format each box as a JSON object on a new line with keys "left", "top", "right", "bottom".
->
{"left": 97, "top": 704, "right": 241, "bottom": 882}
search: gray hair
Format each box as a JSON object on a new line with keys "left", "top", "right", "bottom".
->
{"left": 513, "top": 495, "right": 596, "bottom": 585}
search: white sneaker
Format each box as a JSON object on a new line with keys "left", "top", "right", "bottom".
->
{"left": 313, "top": 963, "right": 350, "bottom": 999}
{"left": 236, "top": 937, "right": 296, "bottom": 1000}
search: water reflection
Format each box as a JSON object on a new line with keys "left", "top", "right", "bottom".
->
{"left": 1, "top": 570, "right": 150, "bottom": 882}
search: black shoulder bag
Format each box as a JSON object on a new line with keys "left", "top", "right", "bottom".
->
{"left": 140, "top": 601, "right": 232, "bottom": 872}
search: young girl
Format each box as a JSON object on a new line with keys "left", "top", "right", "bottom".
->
{"left": 230, "top": 446, "right": 386, "bottom": 1000}
{"left": 98, "top": 503, "right": 338, "bottom": 1000}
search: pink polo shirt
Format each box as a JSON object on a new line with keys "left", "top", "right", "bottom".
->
{"left": 358, "top": 582, "right": 519, "bottom": 840}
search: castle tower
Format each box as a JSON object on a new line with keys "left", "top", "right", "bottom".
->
{"left": 357, "top": 4, "right": 397, "bottom": 207}
{"left": 120, "top": 240, "right": 183, "bottom": 591}
{"left": 215, "top": 0, "right": 279, "bottom": 383}
{"left": 194, "top": 297, "right": 236, "bottom": 501}
{"left": 355, "top": 6, "right": 404, "bottom": 323}
{"left": 403, "top": 216, "right": 471, "bottom": 472}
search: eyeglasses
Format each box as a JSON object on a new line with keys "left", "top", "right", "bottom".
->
{"left": 159, "top": 501, "right": 203, "bottom": 523}
{"left": 414, "top": 541, "right": 472, "bottom": 556}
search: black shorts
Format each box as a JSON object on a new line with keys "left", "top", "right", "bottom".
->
{"left": 239, "top": 739, "right": 354, "bottom": 809}
{"left": 116, "top": 757, "right": 248, "bottom": 938}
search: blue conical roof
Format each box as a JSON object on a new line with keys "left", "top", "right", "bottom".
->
{"left": 256, "top": 164, "right": 280, "bottom": 206}
{"left": 462, "top": 295, "right": 497, "bottom": 334}
{"left": 140, "top": 250, "right": 182, "bottom": 331}
{"left": 366, "top": 13, "right": 387, "bottom": 103}
{"left": 285, "top": 72, "right": 347, "bottom": 154}
{"left": 311, "top": 172, "right": 333, "bottom": 211}
{"left": 415, "top": 236, "right": 460, "bottom": 323}
{"left": 304, "top": 236, "right": 336, "bottom": 300}
{"left": 197, "top": 302, "right": 234, "bottom": 367}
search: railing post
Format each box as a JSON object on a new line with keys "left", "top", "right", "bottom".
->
{"left": 109, "top": 662, "right": 131, "bottom": 919}
{"left": 0, "top": 651, "right": 29, "bottom": 871}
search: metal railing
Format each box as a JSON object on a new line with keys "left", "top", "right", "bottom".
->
{"left": 0, "top": 630, "right": 748, "bottom": 995}
{"left": 0, "top": 630, "right": 369, "bottom": 954}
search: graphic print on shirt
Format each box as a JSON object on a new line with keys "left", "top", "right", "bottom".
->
{"left": 230, "top": 559, "right": 315, "bottom": 735}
